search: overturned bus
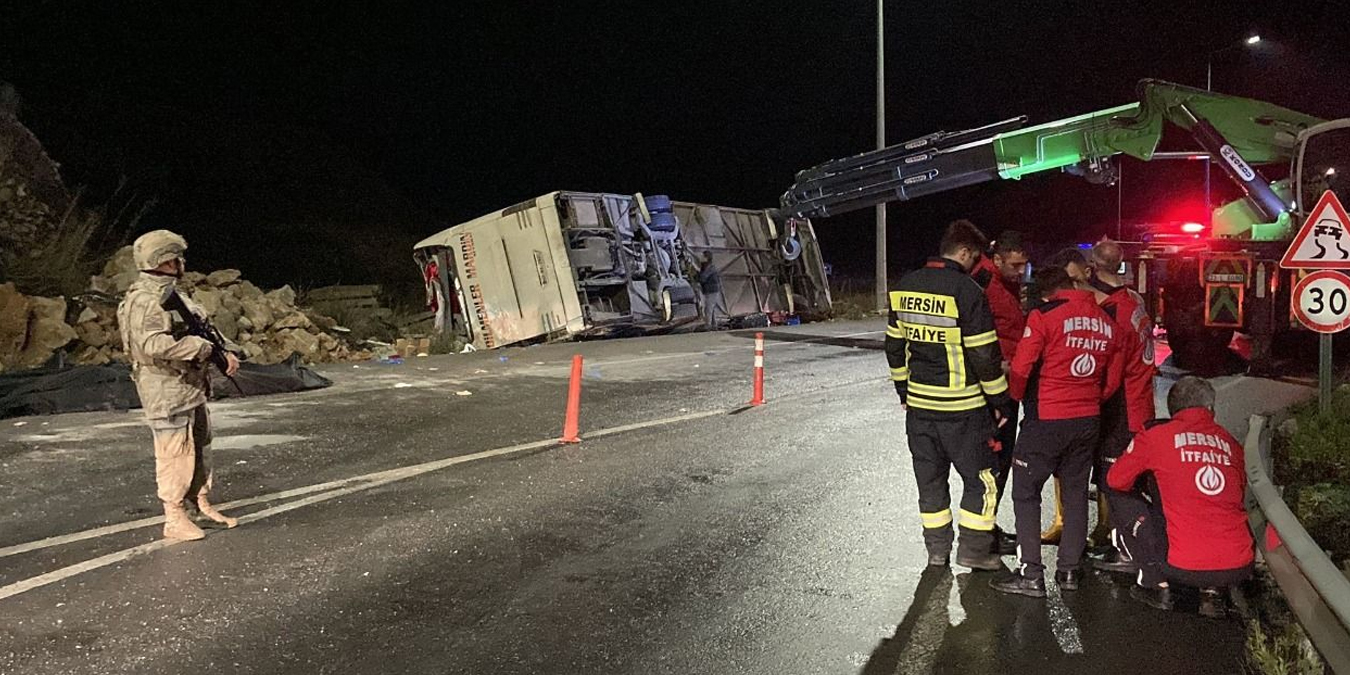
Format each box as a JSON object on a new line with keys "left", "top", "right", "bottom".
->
{"left": 413, "top": 191, "right": 832, "bottom": 350}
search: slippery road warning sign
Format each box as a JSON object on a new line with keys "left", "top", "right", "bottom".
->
{"left": 1292, "top": 270, "right": 1350, "bottom": 333}
{"left": 1281, "top": 190, "right": 1350, "bottom": 269}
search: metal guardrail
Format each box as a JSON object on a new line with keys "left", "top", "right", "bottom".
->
{"left": 1244, "top": 414, "right": 1350, "bottom": 673}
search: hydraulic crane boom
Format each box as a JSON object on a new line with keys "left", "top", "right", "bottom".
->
{"left": 778, "top": 80, "right": 1324, "bottom": 236}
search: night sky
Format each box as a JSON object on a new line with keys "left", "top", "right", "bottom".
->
{"left": 3, "top": 1, "right": 1348, "bottom": 297}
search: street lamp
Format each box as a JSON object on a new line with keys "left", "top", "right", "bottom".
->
{"left": 1203, "top": 34, "right": 1262, "bottom": 215}
{"left": 875, "top": 0, "right": 887, "bottom": 311}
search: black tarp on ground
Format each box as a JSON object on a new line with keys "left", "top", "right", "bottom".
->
{"left": 0, "top": 354, "right": 332, "bottom": 419}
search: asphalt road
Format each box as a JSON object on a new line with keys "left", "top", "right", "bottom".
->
{"left": 0, "top": 320, "right": 1314, "bottom": 674}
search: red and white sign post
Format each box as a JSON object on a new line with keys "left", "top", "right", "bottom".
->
{"left": 1282, "top": 190, "right": 1350, "bottom": 412}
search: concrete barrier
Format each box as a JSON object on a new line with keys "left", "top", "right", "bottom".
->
{"left": 1244, "top": 414, "right": 1350, "bottom": 673}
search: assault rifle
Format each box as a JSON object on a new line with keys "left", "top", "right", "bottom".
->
{"left": 159, "top": 285, "right": 244, "bottom": 393}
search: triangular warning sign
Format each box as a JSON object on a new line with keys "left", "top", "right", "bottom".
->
{"left": 1282, "top": 190, "right": 1350, "bottom": 269}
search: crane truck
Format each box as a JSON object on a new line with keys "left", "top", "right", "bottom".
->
{"left": 773, "top": 79, "right": 1349, "bottom": 372}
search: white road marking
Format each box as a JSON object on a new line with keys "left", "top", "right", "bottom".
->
{"left": 1, "top": 355, "right": 882, "bottom": 564}
{"left": 0, "top": 410, "right": 728, "bottom": 602}
{"left": 0, "top": 540, "right": 175, "bottom": 602}
{"left": 1045, "top": 582, "right": 1084, "bottom": 654}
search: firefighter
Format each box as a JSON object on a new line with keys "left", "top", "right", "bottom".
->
{"left": 118, "top": 230, "right": 241, "bottom": 541}
{"left": 1037, "top": 246, "right": 1095, "bottom": 544}
{"left": 970, "top": 231, "right": 1029, "bottom": 555}
{"left": 1107, "top": 376, "right": 1253, "bottom": 617}
{"left": 1086, "top": 239, "right": 1157, "bottom": 572}
{"left": 886, "top": 220, "right": 1010, "bottom": 571}
{"left": 992, "top": 266, "right": 1122, "bottom": 597}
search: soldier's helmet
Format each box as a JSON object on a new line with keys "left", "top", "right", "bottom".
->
{"left": 132, "top": 230, "right": 188, "bottom": 271}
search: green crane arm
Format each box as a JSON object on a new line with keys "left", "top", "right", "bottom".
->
{"left": 779, "top": 80, "right": 1324, "bottom": 232}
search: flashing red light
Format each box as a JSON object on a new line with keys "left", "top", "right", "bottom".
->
{"left": 1180, "top": 222, "right": 1206, "bottom": 234}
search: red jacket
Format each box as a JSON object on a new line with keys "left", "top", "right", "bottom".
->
{"left": 1010, "top": 289, "right": 1123, "bottom": 420}
{"left": 1107, "top": 407, "right": 1253, "bottom": 571}
{"left": 1098, "top": 283, "right": 1156, "bottom": 432}
{"left": 972, "top": 257, "right": 1025, "bottom": 363}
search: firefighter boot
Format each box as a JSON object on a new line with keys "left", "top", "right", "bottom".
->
{"left": 1040, "top": 478, "right": 1064, "bottom": 544}
{"left": 923, "top": 526, "right": 954, "bottom": 567}
{"left": 163, "top": 503, "right": 206, "bottom": 541}
{"left": 1089, "top": 492, "right": 1112, "bottom": 548}
{"left": 196, "top": 495, "right": 238, "bottom": 529}
{"left": 955, "top": 528, "right": 1002, "bottom": 571}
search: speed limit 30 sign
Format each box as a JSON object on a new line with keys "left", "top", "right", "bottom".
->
{"left": 1292, "top": 270, "right": 1350, "bottom": 333}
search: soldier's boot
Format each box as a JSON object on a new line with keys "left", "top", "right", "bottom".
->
{"left": 1088, "top": 492, "right": 1113, "bottom": 548}
{"left": 195, "top": 495, "right": 238, "bottom": 529}
{"left": 1040, "top": 478, "right": 1064, "bottom": 545}
{"left": 163, "top": 503, "right": 206, "bottom": 541}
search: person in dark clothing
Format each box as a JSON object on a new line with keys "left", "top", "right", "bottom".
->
{"left": 1087, "top": 240, "right": 1158, "bottom": 573}
{"left": 1036, "top": 245, "right": 1094, "bottom": 545}
{"left": 1108, "top": 376, "right": 1253, "bottom": 617}
{"left": 992, "top": 266, "right": 1122, "bottom": 598}
{"left": 970, "top": 231, "right": 1029, "bottom": 554}
{"left": 698, "top": 252, "right": 725, "bottom": 329}
{"left": 886, "top": 220, "right": 1010, "bottom": 572}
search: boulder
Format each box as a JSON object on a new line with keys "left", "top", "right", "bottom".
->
{"left": 317, "top": 332, "right": 339, "bottom": 352}
{"left": 0, "top": 283, "right": 32, "bottom": 368}
{"left": 192, "top": 288, "right": 226, "bottom": 318}
{"left": 266, "top": 284, "right": 296, "bottom": 307}
{"left": 183, "top": 271, "right": 209, "bottom": 287}
{"left": 232, "top": 280, "right": 265, "bottom": 301}
{"left": 206, "top": 269, "right": 242, "bottom": 287}
{"left": 276, "top": 328, "right": 320, "bottom": 359}
{"left": 214, "top": 311, "right": 239, "bottom": 342}
{"left": 241, "top": 299, "right": 275, "bottom": 331}
{"left": 273, "top": 311, "right": 312, "bottom": 330}
{"left": 90, "top": 270, "right": 140, "bottom": 294}
{"left": 74, "top": 344, "right": 111, "bottom": 366}
{"left": 91, "top": 246, "right": 141, "bottom": 294}
{"left": 17, "top": 296, "right": 77, "bottom": 368}
{"left": 75, "top": 320, "right": 111, "bottom": 348}
{"left": 241, "top": 341, "right": 264, "bottom": 361}
{"left": 220, "top": 292, "right": 243, "bottom": 317}
{"left": 76, "top": 307, "right": 99, "bottom": 324}
{"left": 306, "top": 311, "right": 338, "bottom": 331}
{"left": 102, "top": 246, "right": 136, "bottom": 278}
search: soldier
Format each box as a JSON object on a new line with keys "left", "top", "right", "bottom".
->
{"left": 886, "top": 220, "right": 1010, "bottom": 571}
{"left": 118, "top": 230, "right": 241, "bottom": 541}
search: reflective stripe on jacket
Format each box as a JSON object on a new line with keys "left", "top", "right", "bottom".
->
{"left": 886, "top": 258, "right": 1009, "bottom": 414}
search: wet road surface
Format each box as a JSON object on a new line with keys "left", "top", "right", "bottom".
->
{"left": 0, "top": 320, "right": 1313, "bottom": 674}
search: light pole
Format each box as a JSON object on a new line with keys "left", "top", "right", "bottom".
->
{"left": 1204, "top": 34, "right": 1260, "bottom": 216}
{"left": 875, "top": 0, "right": 887, "bottom": 311}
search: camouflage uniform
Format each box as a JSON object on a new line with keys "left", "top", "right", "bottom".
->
{"left": 117, "top": 230, "right": 237, "bottom": 540}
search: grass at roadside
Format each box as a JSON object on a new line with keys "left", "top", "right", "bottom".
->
{"left": 1272, "top": 386, "right": 1350, "bottom": 568}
